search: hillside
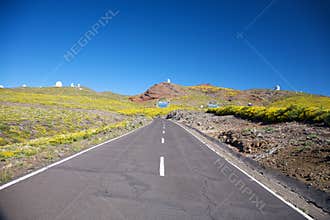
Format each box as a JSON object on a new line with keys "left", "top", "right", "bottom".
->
{"left": 1, "top": 84, "right": 329, "bottom": 149}
{"left": 129, "top": 82, "right": 330, "bottom": 109}
{"left": 0, "top": 85, "right": 195, "bottom": 166}
{"left": 129, "top": 82, "right": 186, "bottom": 102}
{"left": 162, "top": 84, "right": 330, "bottom": 196}
{"left": 0, "top": 86, "right": 181, "bottom": 148}
{"left": 1, "top": 83, "right": 330, "bottom": 187}
{"left": 1, "top": 87, "right": 137, "bottom": 111}
{"left": 0, "top": 87, "right": 149, "bottom": 184}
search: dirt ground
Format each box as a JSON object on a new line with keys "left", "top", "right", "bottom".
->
{"left": 167, "top": 110, "right": 330, "bottom": 193}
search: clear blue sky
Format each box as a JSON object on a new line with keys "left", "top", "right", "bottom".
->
{"left": 1, "top": 0, "right": 329, "bottom": 95}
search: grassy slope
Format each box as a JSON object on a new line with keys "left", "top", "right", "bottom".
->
{"left": 2, "top": 86, "right": 329, "bottom": 140}
{"left": 1, "top": 85, "right": 330, "bottom": 157}
{"left": 155, "top": 84, "right": 330, "bottom": 125}
{"left": 0, "top": 87, "right": 137, "bottom": 111}
{"left": 0, "top": 87, "right": 144, "bottom": 182}
{"left": 168, "top": 84, "right": 301, "bottom": 107}
{"left": 270, "top": 93, "right": 330, "bottom": 109}
{"left": 0, "top": 87, "right": 149, "bottom": 143}
{"left": 202, "top": 87, "right": 330, "bottom": 125}
{"left": 172, "top": 85, "right": 242, "bottom": 107}
{"left": 0, "top": 86, "right": 194, "bottom": 149}
{"left": 0, "top": 105, "right": 123, "bottom": 146}
{"left": 124, "top": 83, "right": 330, "bottom": 120}
{"left": 1, "top": 84, "right": 330, "bottom": 183}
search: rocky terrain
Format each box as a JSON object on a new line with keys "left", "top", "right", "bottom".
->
{"left": 129, "top": 82, "right": 297, "bottom": 106}
{"left": 167, "top": 110, "right": 330, "bottom": 193}
{"left": 129, "top": 82, "right": 186, "bottom": 102}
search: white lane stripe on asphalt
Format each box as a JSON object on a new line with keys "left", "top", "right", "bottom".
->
{"left": 161, "top": 137, "right": 165, "bottom": 144}
{"left": 173, "top": 121, "right": 313, "bottom": 220}
{"left": 0, "top": 123, "right": 150, "bottom": 191}
{"left": 159, "top": 156, "right": 165, "bottom": 176}
{"left": 162, "top": 130, "right": 165, "bottom": 134}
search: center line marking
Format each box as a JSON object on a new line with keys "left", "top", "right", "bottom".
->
{"left": 161, "top": 137, "right": 165, "bottom": 144}
{"left": 162, "top": 130, "right": 165, "bottom": 134}
{"left": 159, "top": 156, "right": 165, "bottom": 176}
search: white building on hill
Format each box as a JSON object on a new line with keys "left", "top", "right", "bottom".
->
{"left": 274, "top": 85, "right": 281, "bottom": 91}
{"left": 55, "top": 81, "right": 63, "bottom": 87}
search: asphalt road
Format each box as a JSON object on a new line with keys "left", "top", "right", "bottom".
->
{"left": 0, "top": 118, "right": 307, "bottom": 220}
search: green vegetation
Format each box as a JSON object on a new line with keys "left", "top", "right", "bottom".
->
{"left": 0, "top": 120, "right": 129, "bottom": 160}
{"left": 0, "top": 104, "right": 125, "bottom": 146}
{"left": 203, "top": 88, "right": 330, "bottom": 126}
{"left": 207, "top": 105, "right": 330, "bottom": 126}
{"left": 1, "top": 84, "right": 330, "bottom": 185}
{"left": 187, "top": 84, "right": 238, "bottom": 95}
{"left": 1, "top": 86, "right": 330, "bottom": 156}
{"left": 0, "top": 88, "right": 138, "bottom": 112}
{"left": 0, "top": 87, "right": 190, "bottom": 162}
{"left": 0, "top": 168, "right": 12, "bottom": 183}
{"left": 182, "top": 85, "right": 240, "bottom": 106}
{"left": 118, "top": 105, "right": 195, "bottom": 117}
{"left": 270, "top": 93, "right": 330, "bottom": 109}
{"left": 0, "top": 87, "right": 147, "bottom": 168}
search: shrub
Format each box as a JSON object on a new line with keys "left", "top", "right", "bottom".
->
{"left": 118, "top": 106, "right": 193, "bottom": 118}
{"left": 207, "top": 105, "right": 330, "bottom": 126}
{"left": 0, "top": 120, "right": 131, "bottom": 160}
{"left": 0, "top": 151, "right": 15, "bottom": 159}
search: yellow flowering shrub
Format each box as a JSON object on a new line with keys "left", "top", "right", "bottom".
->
{"left": 207, "top": 105, "right": 330, "bottom": 126}
{"left": 119, "top": 105, "right": 192, "bottom": 118}
{"left": 0, "top": 151, "right": 15, "bottom": 158}
{"left": 0, "top": 120, "right": 130, "bottom": 160}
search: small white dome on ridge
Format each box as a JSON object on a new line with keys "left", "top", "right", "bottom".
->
{"left": 55, "top": 81, "right": 63, "bottom": 87}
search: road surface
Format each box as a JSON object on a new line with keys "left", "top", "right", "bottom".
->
{"left": 0, "top": 118, "right": 307, "bottom": 220}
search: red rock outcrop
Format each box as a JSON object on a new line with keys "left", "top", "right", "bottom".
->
{"left": 129, "top": 82, "right": 185, "bottom": 102}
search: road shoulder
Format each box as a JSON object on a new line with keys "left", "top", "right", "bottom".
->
{"left": 170, "top": 119, "right": 330, "bottom": 220}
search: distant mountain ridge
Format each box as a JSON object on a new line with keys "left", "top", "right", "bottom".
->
{"left": 2, "top": 82, "right": 330, "bottom": 109}
{"left": 128, "top": 82, "right": 302, "bottom": 107}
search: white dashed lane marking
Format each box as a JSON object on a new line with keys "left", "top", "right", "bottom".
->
{"left": 159, "top": 156, "right": 165, "bottom": 176}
